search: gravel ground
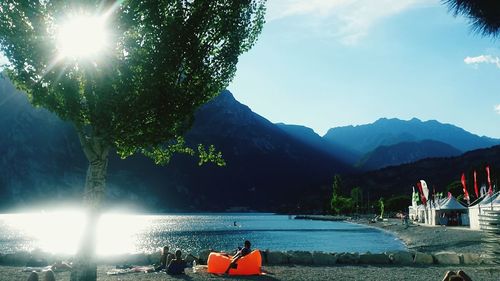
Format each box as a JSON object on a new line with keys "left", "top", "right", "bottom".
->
{"left": 4, "top": 264, "right": 499, "bottom": 281}
{"left": 355, "top": 219, "right": 490, "bottom": 254}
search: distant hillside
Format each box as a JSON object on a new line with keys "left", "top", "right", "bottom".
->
{"left": 0, "top": 77, "right": 349, "bottom": 212}
{"left": 180, "top": 91, "right": 351, "bottom": 211}
{"left": 323, "top": 118, "right": 500, "bottom": 156}
{"left": 276, "top": 123, "right": 359, "bottom": 165}
{"left": 358, "top": 140, "right": 462, "bottom": 170}
{"left": 341, "top": 145, "right": 500, "bottom": 200}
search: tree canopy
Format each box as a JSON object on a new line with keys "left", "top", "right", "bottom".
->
{"left": 443, "top": 0, "right": 500, "bottom": 37}
{"left": 0, "top": 0, "right": 266, "bottom": 164}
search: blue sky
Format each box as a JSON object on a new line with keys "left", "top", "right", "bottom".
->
{"left": 1, "top": 0, "right": 499, "bottom": 138}
{"left": 228, "top": 0, "right": 500, "bottom": 138}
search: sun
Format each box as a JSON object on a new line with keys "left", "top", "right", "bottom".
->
{"left": 56, "top": 16, "right": 109, "bottom": 59}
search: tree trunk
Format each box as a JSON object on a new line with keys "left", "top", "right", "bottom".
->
{"left": 71, "top": 133, "right": 110, "bottom": 281}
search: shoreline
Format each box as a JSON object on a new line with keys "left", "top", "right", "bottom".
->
{"left": 354, "top": 218, "right": 488, "bottom": 254}
{"left": 296, "top": 215, "right": 488, "bottom": 254}
{"left": 1, "top": 216, "right": 499, "bottom": 280}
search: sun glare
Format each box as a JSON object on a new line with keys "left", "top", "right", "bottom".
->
{"left": 57, "top": 16, "right": 109, "bottom": 59}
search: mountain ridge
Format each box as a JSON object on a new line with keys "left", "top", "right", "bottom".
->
{"left": 323, "top": 117, "right": 500, "bottom": 154}
{"left": 357, "top": 139, "right": 462, "bottom": 170}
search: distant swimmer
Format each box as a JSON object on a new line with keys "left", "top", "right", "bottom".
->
{"left": 233, "top": 221, "right": 237, "bottom": 227}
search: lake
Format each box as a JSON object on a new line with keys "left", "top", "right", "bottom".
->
{"left": 0, "top": 212, "right": 405, "bottom": 256}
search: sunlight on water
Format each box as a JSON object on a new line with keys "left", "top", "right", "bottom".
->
{"left": 97, "top": 214, "right": 153, "bottom": 256}
{"left": 0, "top": 211, "right": 406, "bottom": 256}
{"left": 0, "top": 210, "right": 85, "bottom": 254}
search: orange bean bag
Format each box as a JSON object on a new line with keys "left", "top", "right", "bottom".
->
{"left": 207, "top": 250, "right": 262, "bottom": 275}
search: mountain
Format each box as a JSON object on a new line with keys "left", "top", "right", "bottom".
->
{"left": 357, "top": 140, "right": 462, "bottom": 170}
{"left": 178, "top": 90, "right": 351, "bottom": 211}
{"left": 276, "top": 123, "right": 359, "bottom": 165}
{"left": 323, "top": 117, "right": 500, "bottom": 156}
{"left": 0, "top": 77, "right": 349, "bottom": 212}
{"left": 341, "top": 145, "right": 500, "bottom": 200}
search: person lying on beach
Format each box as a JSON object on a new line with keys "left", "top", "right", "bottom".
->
{"left": 50, "top": 261, "right": 72, "bottom": 272}
{"left": 224, "top": 240, "right": 252, "bottom": 274}
{"left": 155, "top": 245, "right": 174, "bottom": 271}
{"left": 166, "top": 249, "right": 188, "bottom": 275}
{"left": 442, "top": 270, "right": 473, "bottom": 281}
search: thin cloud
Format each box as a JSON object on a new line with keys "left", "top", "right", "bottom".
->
{"left": 267, "top": 0, "right": 436, "bottom": 44}
{"left": 495, "top": 104, "right": 500, "bottom": 114}
{"left": 464, "top": 55, "right": 500, "bottom": 68}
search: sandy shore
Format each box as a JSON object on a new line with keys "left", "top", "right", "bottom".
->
{"left": 2, "top": 264, "right": 499, "bottom": 281}
{"left": 355, "top": 218, "right": 489, "bottom": 254}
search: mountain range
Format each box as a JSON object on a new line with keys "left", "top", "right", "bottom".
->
{"left": 281, "top": 117, "right": 500, "bottom": 170}
{"left": 1, "top": 75, "right": 499, "bottom": 212}
{"left": 0, "top": 77, "right": 348, "bottom": 212}
{"left": 324, "top": 117, "right": 499, "bottom": 158}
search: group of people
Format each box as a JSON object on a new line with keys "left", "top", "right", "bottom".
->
{"left": 25, "top": 261, "right": 71, "bottom": 281}
{"left": 26, "top": 270, "right": 55, "bottom": 281}
{"left": 155, "top": 240, "right": 252, "bottom": 275}
{"left": 154, "top": 246, "right": 191, "bottom": 275}
{"left": 25, "top": 240, "right": 253, "bottom": 279}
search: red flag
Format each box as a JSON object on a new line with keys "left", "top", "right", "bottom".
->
{"left": 473, "top": 170, "right": 479, "bottom": 198}
{"left": 461, "top": 173, "right": 470, "bottom": 201}
{"left": 486, "top": 166, "right": 493, "bottom": 195}
{"left": 417, "top": 181, "right": 426, "bottom": 205}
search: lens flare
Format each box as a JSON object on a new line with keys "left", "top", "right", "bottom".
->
{"left": 56, "top": 16, "right": 109, "bottom": 59}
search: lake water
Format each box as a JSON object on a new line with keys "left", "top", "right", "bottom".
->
{"left": 0, "top": 212, "right": 405, "bottom": 256}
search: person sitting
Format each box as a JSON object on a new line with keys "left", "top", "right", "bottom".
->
{"left": 27, "top": 271, "right": 38, "bottom": 281}
{"left": 167, "top": 249, "right": 187, "bottom": 275}
{"left": 43, "top": 270, "right": 56, "bottom": 281}
{"left": 155, "top": 245, "right": 173, "bottom": 271}
{"left": 442, "top": 270, "right": 473, "bottom": 281}
{"left": 224, "top": 240, "right": 252, "bottom": 274}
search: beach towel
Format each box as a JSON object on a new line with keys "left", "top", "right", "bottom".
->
{"left": 106, "top": 266, "right": 154, "bottom": 275}
{"left": 22, "top": 266, "right": 52, "bottom": 272}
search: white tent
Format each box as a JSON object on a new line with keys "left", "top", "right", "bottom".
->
{"left": 435, "top": 195, "right": 468, "bottom": 226}
{"left": 416, "top": 205, "right": 426, "bottom": 223}
{"left": 439, "top": 196, "right": 467, "bottom": 210}
{"left": 468, "top": 192, "right": 499, "bottom": 230}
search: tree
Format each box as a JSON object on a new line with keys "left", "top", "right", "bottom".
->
{"left": 332, "top": 174, "right": 343, "bottom": 197}
{"left": 385, "top": 195, "right": 411, "bottom": 213}
{"left": 443, "top": 0, "right": 500, "bottom": 37}
{"left": 446, "top": 180, "right": 463, "bottom": 198}
{"left": 330, "top": 195, "right": 353, "bottom": 215}
{"left": 0, "top": 1, "right": 266, "bottom": 281}
{"left": 350, "top": 186, "right": 362, "bottom": 213}
{"left": 330, "top": 175, "right": 352, "bottom": 214}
